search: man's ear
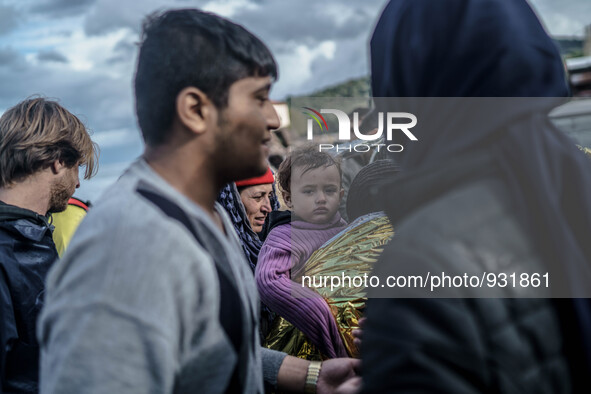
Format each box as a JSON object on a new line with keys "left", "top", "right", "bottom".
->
{"left": 50, "top": 160, "right": 67, "bottom": 175}
{"left": 176, "top": 87, "right": 215, "bottom": 135}
{"left": 283, "top": 191, "right": 292, "bottom": 209}
{"left": 339, "top": 188, "right": 344, "bottom": 201}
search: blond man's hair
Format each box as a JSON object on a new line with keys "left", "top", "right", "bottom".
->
{"left": 0, "top": 97, "right": 98, "bottom": 187}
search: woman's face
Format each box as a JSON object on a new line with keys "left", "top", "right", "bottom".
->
{"left": 239, "top": 184, "right": 274, "bottom": 233}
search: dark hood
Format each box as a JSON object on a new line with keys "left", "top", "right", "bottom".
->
{"left": 371, "top": 0, "right": 568, "bottom": 98}
{"left": 0, "top": 201, "right": 50, "bottom": 226}
{"left": 370, "top": 0, "right": 570, "bottom": 170}
{"left": 0, "top": 201, "right": 52, "bottom": 242}
{"left": 259, "top": 209, "right": 291, "bottom": 242}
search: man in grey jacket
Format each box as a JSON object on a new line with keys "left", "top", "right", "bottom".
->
{"left": 38, "top": 9, "right": 359, "bottom": 394}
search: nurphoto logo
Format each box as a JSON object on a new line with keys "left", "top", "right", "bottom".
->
{"left": 302, "top": 107, "right": 418, "bottom": 153}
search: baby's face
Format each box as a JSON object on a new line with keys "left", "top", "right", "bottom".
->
{"left": 286, "top": 164, "right": 343, "bottom": 224}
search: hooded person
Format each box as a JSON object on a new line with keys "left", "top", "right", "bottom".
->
{"left": 362, "top": 0, "right": 591, "bottom": 392}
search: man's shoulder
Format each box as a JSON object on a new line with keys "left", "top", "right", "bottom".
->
{"left": 81, "top": 166, "right": 189, "bottom": 235}
{"left": 0, "top": 217, "right": 56, "bottom": 271}
{"left": 0, "top": 202, "right": 53, "bottom": 244}
{"left": 47, "top": 174, "right": 219, "bottom": 312}
{"left": 0, "top": 230, "right": 20, "bottom": 269}
{"left": 87, "top": 181, "right": 151, "bottom": 224}
{"left": 65, "top": 170, "right": 214, "bottom": 273}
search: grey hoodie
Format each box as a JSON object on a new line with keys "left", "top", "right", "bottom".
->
{"left": 38, "top": 159, "right": 285, "bottom": 394}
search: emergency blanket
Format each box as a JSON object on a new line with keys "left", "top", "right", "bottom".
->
{"left": 264, "top": 212, "right": 394, "bottom": 359}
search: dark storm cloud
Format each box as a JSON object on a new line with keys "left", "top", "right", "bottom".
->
{"left": 84, "top": 5, "right": 139, "bottom": 36}
{"left": 295, "top": 34, "right": 371, "bottom": 97}
{"left": 227, "top": 0, "right": 387, "bottom": 97}
{"left": 30, "top": 0, "right": 97, "bottom": 18}
{"left": 56, "top": 30, "right": 74, "bottom": 37}
{"left": 529, "top": 0, "right": 591, "bottom": 36}
{"left": 37, "top": 49, "right": 69, "bottom": 63}
{"left": 83, "top": 0, "right": 207, "bottom": 36}
{"left": 0, "top": 4, "right": 21, "bottom": 36}
{"left": 0, "top": 61, "right": 135, "bottom": 132}
{"left": 81, "top": 0, "right": 384, "bottom": 44}
{"left": 232, "top": 0, "right": 385, "bottom": 52}
{"left": 201, "top": 0, "right": 383, "bottom": 98}
{"left": 106, "top": 37, "right": 138, "bottom": 64}
{"left": 310, "top": 37, "right": 368, "bottom": 81}
{"left": 0, "top": 47, "right": 28, "bottom": 71}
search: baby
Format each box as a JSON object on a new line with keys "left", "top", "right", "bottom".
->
{"left": 255, "top": 146, "right": 348, "bottom": 358}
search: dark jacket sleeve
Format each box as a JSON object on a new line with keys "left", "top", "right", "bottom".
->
{"left": 1, "top": 265, "right": 16, "bottom": 390}
{"left": 361, "top": 239, "right": 570, "bottom": 393}
{"left": 362, "top": 297, "right": 490, "bottom": 393}
{"left": 361, "top": 243, "right": 491, "bottom": 393}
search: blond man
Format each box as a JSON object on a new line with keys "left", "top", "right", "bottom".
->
{"left": 0, "top": 97, "right": 97, "bottom": 393}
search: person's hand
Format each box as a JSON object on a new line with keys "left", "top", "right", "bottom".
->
{"left": 317, "top": 358, "right": 361, "bottom": 394}
{"left": 334, "top": 376, "right": 362, "bottom": 394}
{"left": 352, "top": 318, "right": 366, "bottom": 350}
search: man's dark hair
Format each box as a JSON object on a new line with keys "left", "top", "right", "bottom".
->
{"left": 134, "top": 9, "right": 278, "bottom": 146}
{"left": 277, "top": 145, "right": 342, "bottom": 195}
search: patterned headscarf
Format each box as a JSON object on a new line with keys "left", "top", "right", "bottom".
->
{"left": 217, "top": 181, "right": 280, "bottom": 273}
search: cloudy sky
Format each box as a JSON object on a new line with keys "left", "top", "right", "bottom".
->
{"left": 0, "top": 0, "right": 589, "bottom": 200}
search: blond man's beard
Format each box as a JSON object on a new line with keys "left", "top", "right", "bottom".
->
{"left": 48, "top": 177, "right": 73, "bottom": 213}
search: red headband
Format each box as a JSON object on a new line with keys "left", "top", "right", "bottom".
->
{"left": 235, "top": 168, "right": 274, "bottom": 187}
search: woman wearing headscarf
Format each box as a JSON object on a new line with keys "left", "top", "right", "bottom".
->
{"left": 217, "top": 168, "right": 280, "bottom": 338}
{"left": 217, "top": 168, "right": 279, "bottom": 272}
{"left": 362, "top": 0, "right": 591, "bottom": 392}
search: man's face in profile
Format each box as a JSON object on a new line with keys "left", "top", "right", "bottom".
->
{"left": 213, "top": 76, "right": 280, "bottom": 181}
{"left": 48, "top": 165, "right": 80, "bottom": 213}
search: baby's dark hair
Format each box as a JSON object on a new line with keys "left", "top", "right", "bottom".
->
{"left": 277, "top": 145, "right": 341, "bottom": 194}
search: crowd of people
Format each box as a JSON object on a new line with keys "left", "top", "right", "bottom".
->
{"left": 1, "top": 0, "right": 591, "bottom": 393}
